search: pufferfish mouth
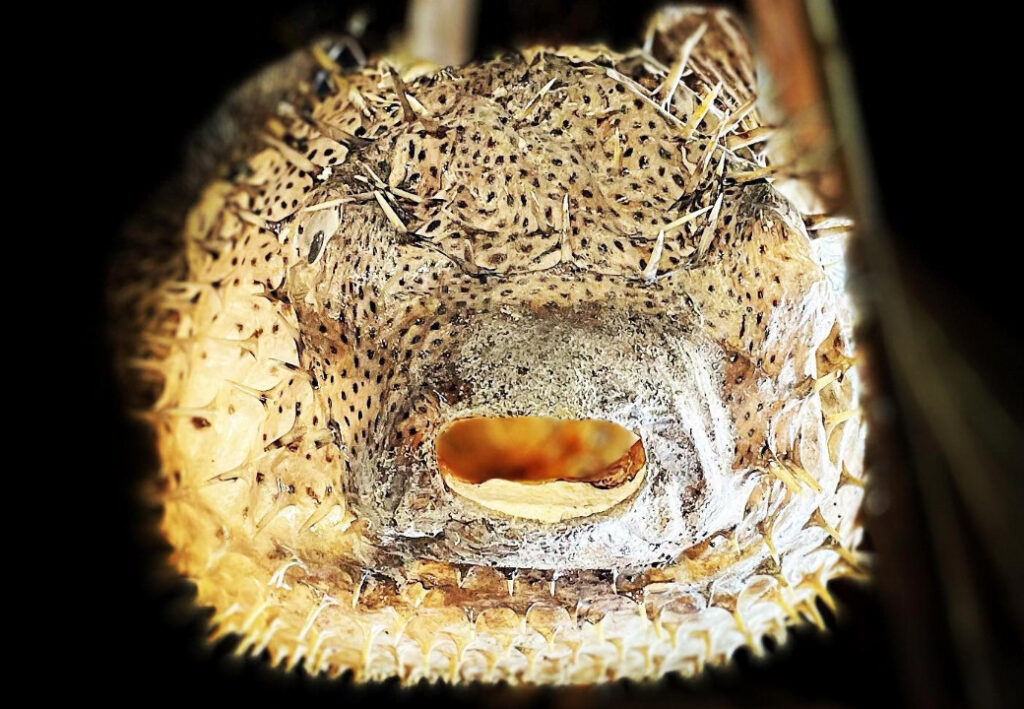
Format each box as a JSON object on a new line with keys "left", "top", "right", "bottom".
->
{"left": 347, "top": 306, "right": 738, "bottom": 572}
{"left": 436, "top": 416, "right": 648, "bottom": 523}
{"left": 437, "top": 416, "right": 646, "bottom": 486}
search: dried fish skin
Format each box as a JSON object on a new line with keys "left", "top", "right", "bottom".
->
{"left": 112, "top": 5, "right": 866, "bottom": 685}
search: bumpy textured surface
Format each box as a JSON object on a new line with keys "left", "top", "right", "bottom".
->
{"left": 113, "top": 5, "right": 866, "bottom": 684}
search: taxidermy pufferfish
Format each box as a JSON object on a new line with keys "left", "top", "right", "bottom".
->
{"left": 113, "top": 5, "right": 866, "bottom": 685}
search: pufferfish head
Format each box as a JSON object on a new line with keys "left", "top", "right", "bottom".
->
{"left": 115, "top": 6, "right": 866, "bottom": 684}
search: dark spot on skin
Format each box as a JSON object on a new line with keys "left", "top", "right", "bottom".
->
{"left": 308, "top": 231, "right": 325, "bottom": 263}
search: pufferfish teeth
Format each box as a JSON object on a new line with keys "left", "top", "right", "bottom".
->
{"left": 111, "top": 4, "right": 865, "bottom": 685}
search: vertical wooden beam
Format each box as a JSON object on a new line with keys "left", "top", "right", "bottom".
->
{"left": 748, "top": 0, "right": 844, "bottom": 209}
{"left": 406, "top": 0, "right": 478, "bottom": 67}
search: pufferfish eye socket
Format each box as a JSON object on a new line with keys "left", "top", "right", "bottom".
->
{"left": 112, "top": 5, "right": 866, "bottom": 686}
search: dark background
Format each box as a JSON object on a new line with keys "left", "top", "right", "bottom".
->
{"left": 79, "top": 2, "right": 1020, "bottom": 706}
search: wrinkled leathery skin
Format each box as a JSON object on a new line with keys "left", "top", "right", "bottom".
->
{"left": 113, "top": 6, "right": 866, "bottom": 684}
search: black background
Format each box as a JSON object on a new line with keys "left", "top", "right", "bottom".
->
{"left": 78, "top": 2, "right": 1020, "bottom": 706}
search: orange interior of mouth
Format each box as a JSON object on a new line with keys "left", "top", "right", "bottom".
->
{"left": 436, "top": 416, "right": 645, "bottom": 485}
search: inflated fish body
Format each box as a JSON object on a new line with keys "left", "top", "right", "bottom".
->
{"left": 115, "top": 6, "right": 865, "bottom": 684}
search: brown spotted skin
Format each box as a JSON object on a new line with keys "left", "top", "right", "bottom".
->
{"left": 114, "top": 6, "right": 866, "bottom": 684}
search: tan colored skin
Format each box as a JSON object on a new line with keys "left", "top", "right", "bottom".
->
{"left": 114, "top": 6, "right": 865, "bottom": 684}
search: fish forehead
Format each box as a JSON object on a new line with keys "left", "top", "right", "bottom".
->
{"left": 307, "top": 50, "right": 761, "bottom": 278}
{"left": 287, "top": 45, "right": 821, "bottom": 368}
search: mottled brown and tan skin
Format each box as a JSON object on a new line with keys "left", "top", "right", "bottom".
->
{"left": 113, "top": 5, "right": 866, "bottom": 684}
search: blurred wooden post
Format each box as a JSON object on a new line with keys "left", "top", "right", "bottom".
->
{"left": 407, "top": 0, "right": 478, "bottom": 67}
{"left": 748, "top": 0, "right": 845, "bottom": 210}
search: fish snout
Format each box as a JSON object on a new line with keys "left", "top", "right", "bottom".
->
{"left": 353, "top": 306, "right": 738, "bottom": 571}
